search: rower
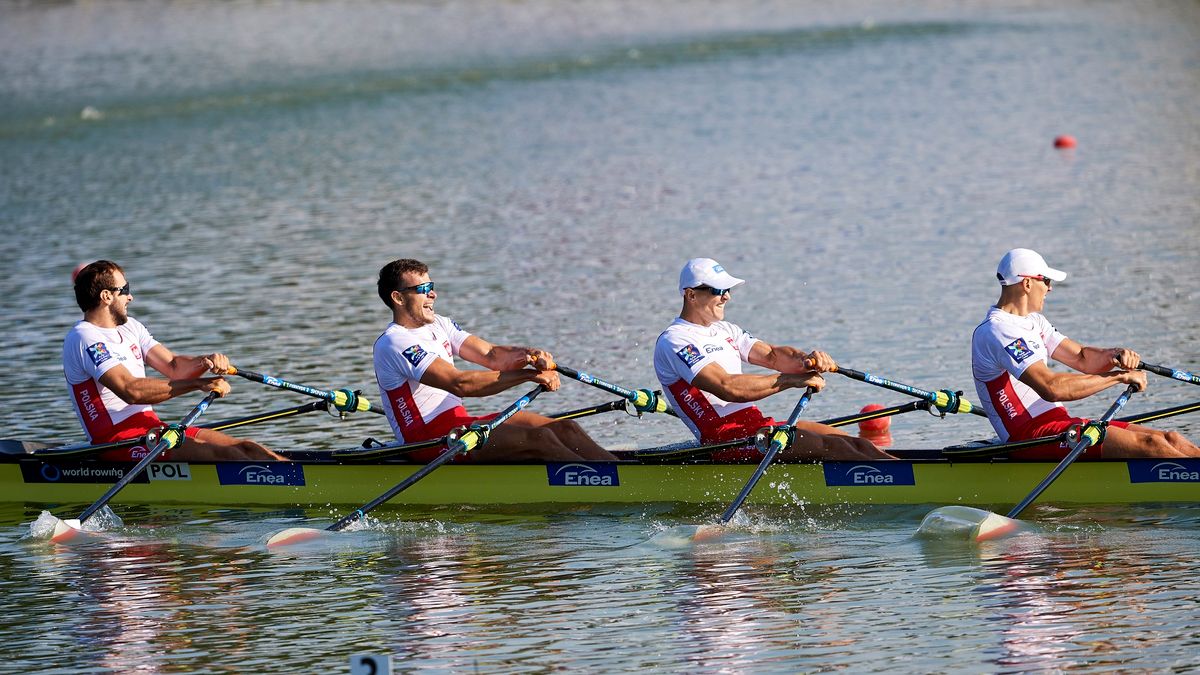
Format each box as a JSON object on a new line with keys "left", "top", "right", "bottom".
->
{"left": 373, "top": 258, "right": 617, "bottom": 463}
{"left": 971, "top": 248, "right": 1200, "bottom": 459}
{"left": 63, "top": 261, "right": 283, "bottom": 462}
{"left": 652, "top": 258, "right": 893, "bottom": 462}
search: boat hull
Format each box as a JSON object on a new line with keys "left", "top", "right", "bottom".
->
{"left": 4, "top": 457, "right": 1198, "bottom": 507}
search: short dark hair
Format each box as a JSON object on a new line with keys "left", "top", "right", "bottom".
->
{"left": 73, "top": 260, "right": 125, "bottom": 312}
{"left": 378, "top": 258, "right": 429, "bottom": 309}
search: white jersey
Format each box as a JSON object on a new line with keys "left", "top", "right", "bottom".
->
{"left": 971, "top": 306, "right": 1068, "bottom": 441}
{"left": 653, "top": 318, "right": 761, "bottom": 439}
{"left": 62, "top": 318, "right": 160, "bottom": 442}
{"left": 374, "top": 315, "right": 472, "bottom": 443}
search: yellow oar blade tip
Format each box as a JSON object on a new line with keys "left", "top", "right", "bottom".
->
{"left": 916, "top": 506, "right": 1026, "bottom": 543}
{"left": 265, "top": 527, "right": 329, "bottom": 548}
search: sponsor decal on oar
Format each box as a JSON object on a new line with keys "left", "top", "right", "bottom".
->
{"left": 266, "top": 385, "right": 547, "bottom": 548}
{"left": 227, "top": 365, "right": 383, "bottom": 415}
{"left": 832, "top": 365, "right": 988, "bottom": 417}
{"left": 555, "top": 365, "right": 675, "bottom": 416}
{"left": 916, "top": 385, "right": 1137, "bottom": 543}
{"left": 1139, "top": 362, "right": 1200, "bottom": 387}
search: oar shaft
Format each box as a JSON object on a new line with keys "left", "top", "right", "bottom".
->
{"left": 834, "top": 366, "right": 987, "bottom": 417}
{"left": 555, "top": 366, "right": 675, "bottom": 416}
{"left": 1006, "top": 384, "right": 1136, "bottom": 519}
{"left": 1140, "top": 362, "right": 1200, "bottom": 386}
{"left": 78, "top": 391, "right": 220, "bottom": 523}
{"left": 327, "top": 385, "right": 546, "bottom": 531}
{"left": 719, "top": 387, "right": 815, "bottom": 524}
{"left": 228, "top": 365, "right": 383, "bottom": 414}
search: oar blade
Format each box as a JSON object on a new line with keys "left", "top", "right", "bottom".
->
{"left": 646, "top": 524, "right": 729, "bottom": 548}
{"left": 265, "top": 526, "right": 332, "bottom": 548}
{"left": 50, "top": 518, "right": 86, "bottom": 543}
{"left": 916, "top": 506, "right": 1026, "bottom": 542}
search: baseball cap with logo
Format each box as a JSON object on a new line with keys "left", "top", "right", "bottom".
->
{"left": 996, "top": 248, "right": 1067, "bottom": 286}
{"left": 679, "top": 258, "right": 746, "bottom": 296}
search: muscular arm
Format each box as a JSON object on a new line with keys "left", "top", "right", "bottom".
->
{"left": 144, "top": 344, "right": 224, "bottom": 380}
{"left": 418, "top": 353, "right": 551, "bottom": 398}
{"left": 1051, "top": 338, "right": 1139, "bottom": 374}
{"left": 691, "top": 361, "right": 823, "bottom": 403}
{"left": 457, "top": 335, "right": 546, "bottom": 371}
{"left": 747, "top": 341, "right": 828, "bottom": 374}
{"left": 98, "top": 364, "right": 226, "bottom": 405}
{"left": 1017, "top": 358, "right": 1143, "bottom": 403}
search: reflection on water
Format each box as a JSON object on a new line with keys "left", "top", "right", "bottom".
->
{"left": 6, "top": 504, "right": 1198, "bottom": 671}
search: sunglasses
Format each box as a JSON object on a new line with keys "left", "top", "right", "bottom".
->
{"left": 1020, "top": 275, "right": 1053, "bottom": 288}
{"left": 399, "top": 281, "right": 435, "bottom": 295}
{"left": 692, "top": 285, "right": 731, "bottom": 296}
{"left": 108, "top": 282, "right": 131, "bottom": 296}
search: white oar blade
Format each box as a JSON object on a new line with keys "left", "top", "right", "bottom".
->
{"left": 266, "top": 527, "right": 331, "bottom": 548}
{"left": 646, "top": 524, "right": 729, "bottom": 548}
{"left": 916, "top": 506, "right": 1026, "bottom": 542}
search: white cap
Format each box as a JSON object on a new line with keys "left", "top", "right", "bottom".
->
{"left": 996, "top": 248, "right": 1067, "bottom": 286}
{"left": 679, "top": 258, "right": 746, "bottom": 296}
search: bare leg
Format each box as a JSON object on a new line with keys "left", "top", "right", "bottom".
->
{"left": 171, "top": 428, "right": 286, "bottom": 462}
{"left": 474, "top": 423, "right": 585, "bottom": 462}
{"left": 781, "top": 428, "right": 894, "bottom": 461}
{"left": 1100, "top": 424, "right": 1198, "bottom": 459}
{"left": 504, "top": 412, "right": 617, "bottom": 460}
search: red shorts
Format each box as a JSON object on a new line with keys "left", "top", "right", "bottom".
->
{"left": 1009, "top": 408, "right": 1131, "bottom": 461}
{"left": 700, "top": 407, "right": 778, "bottom": 463}
{"left": 95, "top": 411, "right": 201, "bottom": 462}
{"left": 406, "top": 407, "right": 499, "bottom": 463}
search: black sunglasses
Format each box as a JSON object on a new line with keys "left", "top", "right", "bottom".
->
{"left": 1020, "top": 275, "right": 1053, "bottom": 288}
{"left": 692, "top": 285, "right": 730, "bottom": 296}
{"left": 108, "top": 282, "right": 131, "bottom": 296}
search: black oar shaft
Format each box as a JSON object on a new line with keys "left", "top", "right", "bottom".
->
{"left": 1006, "top": 384, "right": 1136, "bottom": 519}
{"left": 327, "top": 385, "right": 546, "bottom": 531}
{"left": 229, "top": 366, "right": 383, "bottom": 414}
{"left": 834, "top": 367, "right": 987, "bottom": 417}
{"left": 77, "top": 391, "right": 220, "bottom": 524}
{"left": 1140, "top": 362, "right": 1200, "bottom": 387}
{"left": 719, "top": 387, "right": 816, "bottom": 524}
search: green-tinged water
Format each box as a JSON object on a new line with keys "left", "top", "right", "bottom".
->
{"left": 2, "top": 0, "right": 1199, "bottom": 671}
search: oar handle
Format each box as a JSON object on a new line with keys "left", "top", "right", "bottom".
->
{"left": 718, "top": 387, "right": 816, "bottom": 524}
{"left": 327, "top": 385, "right": 547, "bottom": 532}
{"left": 1139, "top": 362, "right": 1200, "bottom": 386}
{"left": 833, "top": 366, "right": 987, "bottom": 417}
{"left": 78, "top": 391, "right": 220, "bottom": 524}
{"left": 555, "top": 365, "right": 674, "bottom": 416}
{"left": 228, "top": 365, "right": 383, "bottom": 414}
{"left": 1006, "top": 384, "right": 1137, "bottom": 519}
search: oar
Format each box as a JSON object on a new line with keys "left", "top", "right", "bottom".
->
{"left": 227, "top": 365, "right": 382, "bottom": 415}
{"left": 267, "top": 385, "right": 547, "bottom": 547}
{"left": 1139, "top": 362, "right": 1200, "bottom": 387}
{"left": 717, "top": 387, "right": 817, "bottom": 524}
{"left": 650, "top": 388, "right": 817, "bottom": 547}
{"left": 332, "top": 397, "right": 628, "bottom": 462}
{"left": 918, "top": 384, "right": 1137, "bottom": 542}
{"left": 49, "top": 391, "right": 221, "bottom": 542}
{"left": 27, "top": 400, "right": 330, "bottom": 460}
{"left": 832, "top": 366, "right": 987, "bottom": 417}
{"left": 555, "top": 365, "right": 675, "bottom": 416}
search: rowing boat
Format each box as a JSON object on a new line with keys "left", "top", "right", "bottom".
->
{"left": 4, "top": 440, "right": 1197, "bottom": 507}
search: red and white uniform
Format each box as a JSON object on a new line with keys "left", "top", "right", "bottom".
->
{"left": 971, "top": 307, "right": 1068, "bottom": 442}
{"left": 63, "top": 318, "right": 159, "bottom": 442}
{"left": 654, "top": 318, "right": 764, "bottom": 441}
{"left": 374, "top": 316, "right": 474, "bottom": 444}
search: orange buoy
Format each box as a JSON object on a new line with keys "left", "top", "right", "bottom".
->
{"left": 858, "top": 404, "right": 893, "bottom": 447}
{"left": 1053, "top": 135, "right": 1077, "bottom": 149}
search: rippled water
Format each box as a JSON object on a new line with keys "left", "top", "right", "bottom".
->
{"left": 2, "top": 0, "right": 1199, "bottom": 671}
